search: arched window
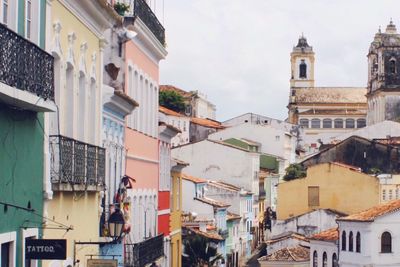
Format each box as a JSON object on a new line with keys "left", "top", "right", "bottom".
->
{"left": 342, "top": 231, "right": 347, "bottom": 251}
{"left": 299, "top": 119, "right": 309, "bottom": 128}
{"left": 356, "top": 232, "right": 361, "bottom": 252}
{"left": 323, "top": 119, "right": 332, "bottom": 128}
{"left": 357, "top": 118, "right": 366, "bottom": 128}
{"left": 322, "top": 252, "right": 327, "bottom": 267}
{"left": 313, "top": 251, "right": 318, "bottom": 267}
{"left": 349, "top": 231, "right": 354, "bottom": 251}
{"left": 346, "top": 119, "right": 355, "bottom": 128}
{"left": 381, "top": 231, "right": 392, "bottom": 253}
{"left": 334, "top": 119, "right": 343, "bottom": 128}
{"left": 299, "top": 60, "right": 307, "bottom": 78}
{"left": 311, "top": 119, "right": 321, "bottom": 129}
{"left": 332, "top": 253, "right": 338, "bottom": 267}
{"left": 389, "top": 59, "right": 396, "bottom": 74}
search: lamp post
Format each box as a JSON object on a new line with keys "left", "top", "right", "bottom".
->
{"left": 108, "top": 208, "right": 125, "bottom": 240}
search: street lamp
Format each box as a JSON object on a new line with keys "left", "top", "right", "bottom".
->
{"left": 108, "top": 208, "right": 125, "bottom": 240}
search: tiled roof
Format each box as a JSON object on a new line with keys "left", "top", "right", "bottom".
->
{"left": 260, "top": 246, "right": 310, "bottom": 262}
{"left": 311, "top": 228, "right": 339, "bottom": 242}
{"left": 172, "top": 158, "right": 189, "bottom": 166}
{"left": 195, "top": 197, "right": 230, "bottom": 208}
{"left": 159, "top": 106, "right": 183, "bottom": 117}
{"left": 186, "top": 227, "right": 224, "bottom": 241}
{"left": 159, "top": 121, "right": 181, "bottom": 133}
{"left": 191, "top": 117, "right": 225, "bottom": 129}
{"left": 293, "top": 87, "right": 367, "bottom": 104}
{"left": 159, "top": 85, "right": 193, "bottom": 98}
{"left": 299, "top": 109, "right": 366, "bottom": 115}
{"left": 181, "top": 173, "right": 207, "bottom": 184}
{"left": 267, "top": 232, "right": 308, "bottom": 245}
{"left": 338, "top": 199, "right": 400, "bottom": 222}
{"left": 208, "top": 181, "right": 242, "bottom": 192}
{"left": 227, "top": 212, "right": 241, "bottom": 221}
{"left": 331, "top": 162, "right": 362, "bottom": 172}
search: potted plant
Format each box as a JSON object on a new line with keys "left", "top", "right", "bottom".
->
{"left": 114, "top": 2, "right": 130, "bottom": 16}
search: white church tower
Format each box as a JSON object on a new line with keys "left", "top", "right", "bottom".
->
{"left": 290, "top": 35, "right": 315, "bottom": 88}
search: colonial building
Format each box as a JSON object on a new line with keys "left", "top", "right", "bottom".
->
{"left": 337, "top": 200, "right": 400, "bottom": 266}
{"left": 309, "top": 228, "right": 339, "bottom": 267}
{"left": 287, "top": 35, "right": 367, "bottom": 148}
{"left": 367, "top": 20, "right": 400, "bottom": 125}
{"left": 45, "top": 1, "right": 117, "bottom": 266}
{"left": 0, "top": 1, "right": 55, "bottom": 266}
{"left": 159, "top": 106, "right": 191, "bottom": 147}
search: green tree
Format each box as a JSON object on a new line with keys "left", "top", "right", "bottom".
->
{"left": 159, "top": 90, "right": 185, "bottom": 112}
{"left": 283, "top": 163, "right": 307, "bottom": 181}
{"left": 183, "top": 234, "right": 224, "bottom": 267}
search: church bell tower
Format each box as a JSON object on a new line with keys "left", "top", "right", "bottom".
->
{"left": 290, "top": 35, "right": 315, "bottom": 88}
{"left": 367, "top": 20, "right": 400, "bottom": 125}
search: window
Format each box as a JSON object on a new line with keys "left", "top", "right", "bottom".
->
{"left": 308, "top": 186, "right": 319, "bottom": 207}
{"left": 356, "top": 232, "right": 361, "bottom": 253}
{"left": 349, "top": 231, "right": 354, "bottom": 251}
{"left": 334, "top": 118, "right": 343, "bottom": 128}
{"left": 396, "top": 188, "right": 400, "bottom": 199}
{"left": 383, "top": 189, "right": 386, "bottom": 201}
{"left": 2, "top": 0, "right": 8, "bottom": 25}
{"left": 311, "top": 119, "right": 321, "bottom": 129}
{"left": 389, "top": 189, "right": 393, "bottom": 200}
{"left": 357, "top": 119, "right": 366, "bottom": 128}
{"left": 275, "top": 135, "right": 280, "bottom": 141}
{"left": 389, "top": 59, "right": 396, "bottom": 74}
{"left": 332, "top": 253, "right": 338, "bottom": 267}
{"left": 1, "top": 242, "right": 11, "bottom": 267}
{"left": 299, "top": 119, "right": 309, "bottom": 128}
{"left": 26, "top": 0, "right": 32, "bottom": 39}
{"left": 322, "top": 252, "right": 327, "bottom": 267}
{"left": 381, "top": 231, "right": 392, "bottom": 253}
{"left": 312, "top": 251, "right": 317, "bottom": 267}
{"left": 299, "top": 60, "right": 307, "bottom": 78}
{"left": 323, "top": 119, "right": 332, "bottom": 128}
{"left": 345, "top": 119, "right": 355, "bottom": 128}
{"left": 342, "top": 231, "right": 347, "bottom": 251}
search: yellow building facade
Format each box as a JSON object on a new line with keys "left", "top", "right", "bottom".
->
{"left": 170, "top": 170, "right": 183, "bottom": 267}
{"left": 43, "top": 1, "right": 117, "bottom": 266}
{"left": 276, "top": 163, "right": 380, "bottom": 220}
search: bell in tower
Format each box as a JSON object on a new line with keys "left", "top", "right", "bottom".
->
{"left": 367, "top": 20, "right": 400, "bottom": 125}
{"left": 290, "top": 34, "right": 315, "bottom": 88}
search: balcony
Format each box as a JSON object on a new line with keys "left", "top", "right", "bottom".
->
{"left": 0, "top": 23, "right": 55, "bottom": 111}
{"left": 124, "top": 234, "right": 164, "bottom": 266}
{"left": 50, "top": 135, "right": 105, "bottom": 191}
{"left": 125, "top": 0, "right": 165, "bottom": 45}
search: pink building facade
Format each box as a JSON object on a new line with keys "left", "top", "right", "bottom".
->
{"left": 121, "top": 1, "right": 168, "bottom": 265}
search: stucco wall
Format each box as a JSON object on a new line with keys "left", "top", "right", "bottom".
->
{"left": 276, "top": 163, "right": 380, "bottom": 220}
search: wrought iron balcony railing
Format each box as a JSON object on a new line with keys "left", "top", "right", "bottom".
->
{"left": 50, "top": 135, "right": 105, "bottom": 190}
{"left": 124, "top": 234, "right": 164, "bottom": 267}
{"left": 130, "top": 0, "right": 165, "bottom": 45}
{"left": 0, "top": 23, "right": 54, "bottom": 100}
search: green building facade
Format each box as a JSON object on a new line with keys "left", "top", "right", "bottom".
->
{"left": 0, "top": 1, "right": 52, "bottom": 266}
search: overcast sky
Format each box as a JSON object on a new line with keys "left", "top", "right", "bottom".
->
{"left": 158, "top": 0, "right": 400, "bottom": 121}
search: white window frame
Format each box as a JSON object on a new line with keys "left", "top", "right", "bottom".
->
{"left": 25, "top": 0, "right": 40, "bottom": 44}
{"left": 22, "top": 228, "right": 39, "bottom": 267}
{"left": 0, "top": 231, "right": 17, "bottom": 267}
{"left": 25, "top": 0, "right": 32, "bottom": 39}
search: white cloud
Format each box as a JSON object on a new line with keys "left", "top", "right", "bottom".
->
{"left": 159, "top": 0, "right": 400, "bottom": 121}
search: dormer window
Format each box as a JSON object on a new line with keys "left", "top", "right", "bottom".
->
{"left": 299, "top": 60, "right": 307, "bottom": 78}
{"left": 389, "top": 59, "right": 396, "bottom": 74}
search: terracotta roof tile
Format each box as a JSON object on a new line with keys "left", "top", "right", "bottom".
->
{"left": 186, "top": 227, "right": 224, "bottom": 241}
{"left": 338, "top": 199, "right": 400, "bottom": 222}
{"left": 159, "top": 106, "right": 183, "bottom": 117}
{"left": 260, "top": 246, "right": 310, "bottom": 262}
{"left": 195, "top": 197, "right": 230, "bottom": 208}
{"left": 227, "top": 212, "right": 241, "bottom": 221}
{"left": 293, "top": 87, "right": 367, "bottom": 104}
{"left": 311, "top": 228, "right": 339, "bottom": 242}
{"left": 191, "top": 117, "right": 224, "bottom": 129}
{"left": 267, "top": 232, "right": 308, "bottom": 245}
{"left": 159, "top": 85, "right": 193, "bottom": 98}
{"left": 181, "top": 173, "right": 207, "bottom": 184}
